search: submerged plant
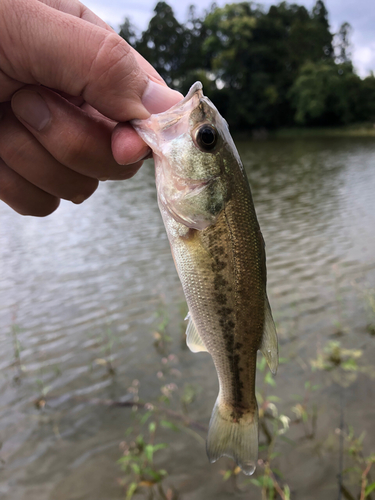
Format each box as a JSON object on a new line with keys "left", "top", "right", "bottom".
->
{"left": 118, "top": 417, "right": 170, "bottom": 500}
{"left": 9, "top": 323, "right": 25, "bottom": 381}
{"left": 152, "top": 304, "right": 172, "bottom": 355}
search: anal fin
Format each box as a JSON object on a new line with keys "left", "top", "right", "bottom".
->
{"left": 259, "top": 296, "right": 278, "bottom": 374}
{"left": 185, "top": 312, "right": 207, "bottom": 353}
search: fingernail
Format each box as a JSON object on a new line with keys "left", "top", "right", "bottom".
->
{"left": 130, "top": 149, "right": 152, "bottom": 164}
{"left": 12, "top": 91, "right": 51, "bottom": 131}
{"left": 117, "top": 149, "right": 151, "bottom": 166}
{"left": 142, "top": 80, "right": 183, "bottom": 114}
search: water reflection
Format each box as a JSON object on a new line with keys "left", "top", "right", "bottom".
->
{"left": 0, "top": 137, "right": 374, "bottom": 499}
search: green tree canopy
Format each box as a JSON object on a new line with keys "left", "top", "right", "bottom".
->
{"left": 132, "top": 2, "right": 188, "bottom": 86}
{"left": 119, "top": 0, "right": 374, "bottom": 129}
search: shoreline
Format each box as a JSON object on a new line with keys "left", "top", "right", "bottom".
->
{"left": 233, "top": 123, "right": 375, "bottom": 140}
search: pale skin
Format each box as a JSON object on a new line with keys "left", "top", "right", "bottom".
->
{"left": 0, "top": 0, "right": 182, "bottom": 216}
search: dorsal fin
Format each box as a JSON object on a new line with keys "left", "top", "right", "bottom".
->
{"left": 259, "top": 296, "right": 278, "bottom": 374}
{"left": 185, "top": 312, "right": 207, "bottom": 353}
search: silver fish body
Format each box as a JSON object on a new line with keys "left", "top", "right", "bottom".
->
{"left": 132, "top": 82, "right": 278, "bottom": 475}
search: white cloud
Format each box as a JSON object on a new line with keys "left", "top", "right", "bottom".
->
{"left": 353, "top": 45, "right": 375, "bottom": 77}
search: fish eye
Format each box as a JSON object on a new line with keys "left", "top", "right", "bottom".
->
{"left": 195, "top": 125, "right": 218, "bottom": 152}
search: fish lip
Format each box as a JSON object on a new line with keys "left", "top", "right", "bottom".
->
{"left": 174, "top": 81, "right": 203, "bottom": 108}
{"left": 131, "top": 82, "right": 204, "bottom": 152}
{"left": 144, "top": 81, "right": 203, "bottom": 120}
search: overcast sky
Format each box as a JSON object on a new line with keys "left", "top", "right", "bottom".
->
{"left": 84, "top": 0, "right": 375, "bottom": 77}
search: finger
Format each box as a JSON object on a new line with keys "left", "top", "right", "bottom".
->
{"left": 0, "top": 0, "right": 181, "bottom": 120}
{"left": 0, "top": 103, "right": 98, "bottom": 202}
{"left": 0, "top": 158, "right": 60, "bottom": 216}
{"left": 11, "top": 86, "right": 149, "bottom": 180}
{"left": 111, "top": 123, "right": 152, "bottom": 167}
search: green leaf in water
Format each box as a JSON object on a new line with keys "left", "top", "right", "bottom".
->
{"left": 222, "top": 470, "right": 232, "bottom": 481}
{"left": 131, "top": 463, "right": 141, "bottom": 475}
{"left": 140, "top": 411, "right": 152, "bottom": 426}
{"left": 250, "top": 478, "right": 261, "bottom": 487}
{"left": 126, "top": 482, "right": 138, "bottom": 500}
{"left": 365, "top": 482, "right": 375, "bottom": 497}
{"left": 160, "top": 420, "right": 179, "bottom": 431}
{"left": 268, "top": 395, "right": 281, "bottom": 402}
{"left": 265, "top": 372, "right": 276, "bottom": 386}
{"left": 284, "top": 484, "right": 291, "bottom": 500}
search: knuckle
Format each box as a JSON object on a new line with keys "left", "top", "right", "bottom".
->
{"left": 86, "top": 33, "right": 147, "bottom": 100}
{"left": 88, "top": 33, "right": 131, "bottom": 82}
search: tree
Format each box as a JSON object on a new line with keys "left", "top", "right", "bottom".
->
{"left": 133, "top": 2, "right": 188, "bottom": 86}
{"left": 118, "top": 17, "right": 137, "bottom": 46}
{"left": 119, "top": 0, "right": 375, "bottom": 129}
{"left": 335, "top": 22, "right": 352, "bottom": 64}
{"left": 311, "top": 0, "right": 334, "bottom": 58}
{"left": 289, "top": 61, "right": 356, "bottom": 125}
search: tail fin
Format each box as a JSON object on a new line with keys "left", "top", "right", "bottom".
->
{"left": 206, "top": 397, "right": 258, "bottom": 475}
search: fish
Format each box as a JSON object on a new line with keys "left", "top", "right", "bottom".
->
{"left": 132, "top": 82, "right": 278, "bottom": 475}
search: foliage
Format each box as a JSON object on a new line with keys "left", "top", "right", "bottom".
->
{"left": 117, "top": 416, "right": 170, "bottom": 500}
{"left": 119, "top": 0, "right": 375, "bottom": 129}
{"left": 130, "top": 2, "right": 190, "bottom": 87}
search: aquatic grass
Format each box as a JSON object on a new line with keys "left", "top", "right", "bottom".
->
{"left": 117, "top": 328, "right": 207, "bottom": 498}
{"left": 9, "top": 322, "right": 25, "bottom": 381}
{"left": 32, "top": 294, "right": 374, "bottom": 499}
{"left": 152, "top": 303, "right": 172, "bottom": 355}
{"left": 354, "top": 285, "right": 375, "bottom": 337}
{"left": 332, "top": 264, "right": 348, "bottom": 337}
{"left": 117, "top": 415, "right": 171, "bottom": 500}
{"left": 99, "top": 296, "right": 374, "bottom": 499}
{"left": 94, "top": 317, "right": 117, "bottom": 376}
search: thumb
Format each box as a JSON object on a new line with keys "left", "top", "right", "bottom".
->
{"left": 0, "top": 0, "right": 181, "bottom": 121}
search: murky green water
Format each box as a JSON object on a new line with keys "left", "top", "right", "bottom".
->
{"left": 1, "top": 137, "right": 375, "bottom": 499}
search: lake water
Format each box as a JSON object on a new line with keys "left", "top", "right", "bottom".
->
{"left": 0, "top": 137, "right": 375, "bottom": 499}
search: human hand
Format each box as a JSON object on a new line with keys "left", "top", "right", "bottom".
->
{"left": 0, "top": 0, "right": 182, "bottom": 216}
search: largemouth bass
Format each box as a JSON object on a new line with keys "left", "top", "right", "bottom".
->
{"left": 132, "top": 82, "right": 278, "bottom": 475}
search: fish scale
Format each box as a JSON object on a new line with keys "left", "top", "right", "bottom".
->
{"left": 132, "top": 81, "right": 278, "bottom": 475}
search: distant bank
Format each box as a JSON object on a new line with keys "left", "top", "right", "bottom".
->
{"left": 233, "top": 124, "right": 375, "bottom": 140}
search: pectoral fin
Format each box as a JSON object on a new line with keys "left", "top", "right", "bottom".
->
{"left": 185, "top": 312, "right": 207, "bottom": 353}
{"left": 259, "top": 296, "right": 278, "bottom": 374}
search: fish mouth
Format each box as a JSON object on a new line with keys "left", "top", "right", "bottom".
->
{"left": 131, "top": 82, "right": 204, "bottom": 151}
{"left": 172, "top": 81, "right": 203, "bottom": 108}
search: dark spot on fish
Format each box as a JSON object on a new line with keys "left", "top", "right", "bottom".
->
{"left": 211, "top": 257, "right": 226, "bottom": 273}
{"left": 214, "top": 274, "right": 228, "bottom": 290}
{"left": 216, "top": 246, "right": 225, "bottom": 256}
{"left": 235, "top": 342, "right": 243, "bottom": 350}
{"left": 218, "top": 307, "right": 232, "bottom": 316}
{"left": 215, "top": 293, "right": 227, "bottom": 305}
